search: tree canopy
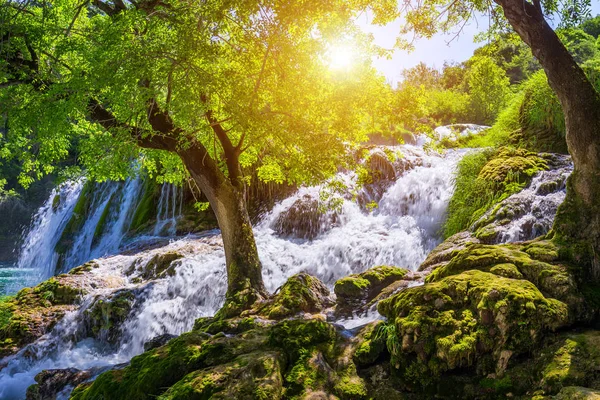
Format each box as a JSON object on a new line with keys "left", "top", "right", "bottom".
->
{"left": 0, "top": 0, "right": 396, "bottom": 188}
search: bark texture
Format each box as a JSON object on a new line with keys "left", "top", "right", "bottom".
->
{"left": 495, "top": 0, "right": 600, "bottom": 278}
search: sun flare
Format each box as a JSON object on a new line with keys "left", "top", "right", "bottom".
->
{"left": 327, "top": 45, "right": 355, "bottom": 70}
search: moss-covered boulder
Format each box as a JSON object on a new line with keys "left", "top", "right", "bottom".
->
{"left": 426, "top": 241, "right": 585, "bottom": 314}
{"left": 83, "top": 289, "right": 136, "bottom": 344}
{"left": 378, "top": 269, "right": 570, "bottom": 386}
{"left": 250, "top": 273, "right": 334, "bottom": 320}
{"left": 0, "top": 277, "right": 85, "bottom": 357}
{"left": 477, "top": 147, "right": 548, "bottom": 186}
{"left": 127, "top": 251, "right": 183, "bottom": 280}
{"left": 334, "top": 266, "right": 408, "bottom": 308}
{"left": 553, "top": 387, "right": 600, "bottom": 400}
{"left": 419, "top": 232, "right": 481, "bottom": 273}
{"left": 377, "top": 236, "right": 598, "bottom": 391}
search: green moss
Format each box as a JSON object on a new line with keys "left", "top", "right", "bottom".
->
{"left": 92, "top": 193, "right": 117, "bottom": 247}
{"left": 554, "top": 386, "right": 600, "bottom": 399}
{"left": 71, "top": 330, "right": 258, "bottom": 400}
{"left": 135, "top": 252, "right": 183, "bottom": 280}
{"left": 85, "top": 290, "right": 135, "bottom": 343}
{"left": 0, "top": 277, "right": 83, "bottom": 357}
{"left": 269, "top": 319, "right": 337, "bottom": 361}
{"left": 253, "top": 273, "right": 333, "bottom": 319}
{"left": 378, "top": 269, "right": 570, "bottom": 387}
{"left": 353, "top": 322, "right": 387, "bottom": 367}
{"left": 489, "top": 263, "right": 524, "bottom": 279}
{"left": 334, "top": 266, "right": 407, "bottom": 305}
{"left": 425, "top": 242, "right": 581, "bottom": 311}
{"left": 130, "top": 179, "right": 159, "bottom": 233}
{"left": 157, "top": 351, "right": 284, "bottom": 400}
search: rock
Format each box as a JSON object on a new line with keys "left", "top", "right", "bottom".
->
{"left": 26, "top": 368, "right": 91, "bottom": 400}
{"left": 376, "top": 237, "right": 599, "bottom": 391}
{"left": 273, "top": 195, "right": 339, "bottom": 240}
{"left": 158, "top": 351, "right": 285, "bottom": 399}
{"left": 418, "top": 231, "right": 480, "bottom": 273}
{"left": 554, "top": 387, "right": 600, "bottom": 399}
{"left": 378, "top": 268, "right": 571, "bottom": 386}
{"left": 0, "top": 277, "right": 85, "bottom": 357}
{"left": 127, "top": 251, "right": 183, "bottom": 279}
{"left": 83, "top": 289, "right": 136, "bottom": 344}
{"left": 334, "top": 266, "right": 408, "bottom": 309}
{"left": 250, "top": 272, "right": 335, "bottom": 319}
{"left": 143, "top": 333, "right": 177, "bottom": 351}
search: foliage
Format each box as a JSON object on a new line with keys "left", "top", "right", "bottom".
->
{"left": 465, "top": 56, "right": 511, "bottom": 125}
{"left": 0, "top": 0, "right": 397, "bottom": 189}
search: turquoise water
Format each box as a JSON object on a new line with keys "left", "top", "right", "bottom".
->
{"left": 0, "top": 263, "right": 34, "bottom": 295}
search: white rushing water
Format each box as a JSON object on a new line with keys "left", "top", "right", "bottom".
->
{"left": 11, "top": 178, "right": 181, "bottom": 291}
{"left": 153, "top": 183, "right": 183, "bottom": 237}
{"left": 0, "top": 143, "right": 572, "bottom": 399}
{"left": 15, "top": 181, "right": 84, "bottom": 286}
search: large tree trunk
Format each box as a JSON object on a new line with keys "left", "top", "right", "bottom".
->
{"left": 496, "top": 0, "right": 600, "bottom": 278}
{"left": 178, "top": 144, "right": 267, "bottom": 316}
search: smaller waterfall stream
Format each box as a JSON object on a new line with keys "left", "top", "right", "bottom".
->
{"left": 153, "top": 183, "right": 183, "bottom": 237}
{"left": 15, "top": 181, "right": 84, "bottom": 286}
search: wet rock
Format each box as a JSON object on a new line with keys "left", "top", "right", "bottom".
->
{"left": 334, "top": 266, "right": 408, "bottom": 310}
{"left": 0, "top": 277, "right": 85, "bottom": 357}
{"left": 26, "top": 368, "right": 91, "bottom": 400}
{"left": 143, "top": 333, "right": 177, "bottom": 351}
{"left": 418, "top": 231, "right": 480, "bottom": 273}
{"left": 250, "top": 272, "right": 335, "bottom": 319}
{"left": 273, "top": 195, "right": 339, "bottom": 240}
{"left": 127, "top": 251, "right": 183, "bottom": 279}
{"left": 83, "top": 289, "right": 136, "bottom": 344}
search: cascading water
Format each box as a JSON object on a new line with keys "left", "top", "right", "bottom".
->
{"left": 153, "top": 183, "right": 183, "bottom": 236}
{"left": 0, "top": 142, "right": 573, "bottom": 399}
{"left": 61, "top": 177, "right": 144, "bottom": 272}
{"left": 471, "top": 154, "right": 573, "bottom": 243}
{"left": 14, "top": 181, "right": 84, "bottom": 287}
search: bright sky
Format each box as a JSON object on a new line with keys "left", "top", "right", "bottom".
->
{"left": 358, "top": 3, "right": 600, "bottom": 87}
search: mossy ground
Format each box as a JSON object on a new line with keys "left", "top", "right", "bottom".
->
{"left": 0, "top": 276, "right": 84, "bottom": 357}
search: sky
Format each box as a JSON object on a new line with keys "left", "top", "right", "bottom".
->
{"left": 359, "top": 2, "right": 600, "bottom": 86}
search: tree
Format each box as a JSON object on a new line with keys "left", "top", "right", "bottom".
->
{"left": 465, "top": 56, "right": 510, "bottom": 124}
{"left": 397, "top": 0, "right": 600, "bottom": 280}
{"left": 0, "top": 0, "right": 395, "bottom": 313}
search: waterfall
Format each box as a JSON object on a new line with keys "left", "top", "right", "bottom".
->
{"left": 0, "top": 142, "right": 574, "bottom": 399}
{"left": 12, "top": 177, "right": 146, "bottom": 289}
{"left": 153, "top": 183, "right": 182, "bottom": 236}
{"left": 61, "top": 177, "right": 144, "bottom": 272}
{"left": 15, "top": 181, "right": 84, "bottom": 286}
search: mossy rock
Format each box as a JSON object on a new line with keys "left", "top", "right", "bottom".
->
{"left": 419, "top": 232, "right": 481, "bottom": 273}
{"left": 0, "top": 277, "right": 84, "bottom": 357}
{"left": 553, "top": 387, "right": 600, "bottom": 399}
{"left": 128, "top": 251, "right": 184, "bottom": 280}
{"left": 378, "top": 269, "right": 570, "bottom": 387}
{"left": 334, "top": 266, "right": 408, "bottom": 307}
{"left": 477, "top": 147, "right": 548, "bottom": 186}
{"left": 425, "top": 241, "right": 584, "bottom": 316}
{"left": 250, "top": 273, "right": 334, "bottom": 320}
{"left": 70, "top": 329, "right": 264, "bottom": 400}
{"left": 157, "top": 351, "right": 285, "bottom": 400}
{"left": 352, "top": 321, "right": 387, "bottom": 367}
{"left": 83, "top": 290, "right": 136, "bottom": 344}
